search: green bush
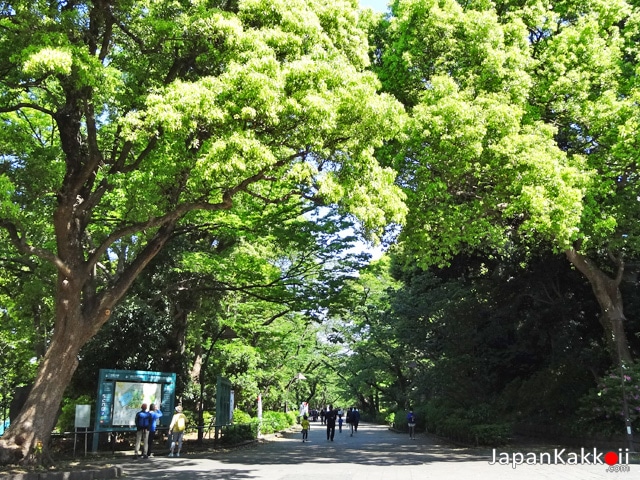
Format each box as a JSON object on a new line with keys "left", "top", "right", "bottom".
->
{"left": 394, "top": 410, "right": 410, "bottom": 431}
{"left": 221, "top": 423, "right": 257, "bottom": 444}
{"left": 576, "top": 363, "right": 640, "bottom": 437}
{"left": 384, "top": 411, "right": 395, "bottom": 426}
{"left": 424, "top": 399, "right": 446, "bottom": 433}
{"left": 182, "top": 409, "right": 196, "bottom": 430}
{"left": 501, "top": 364, "right": 593, "bottom": 422}
{"left": 438, "top": 415, "right": 469, "bottom": 441}
{"left": 469, "top": 423, "right": 512, "bottom": 445}
{"left": 226, "top": 409, "right": 299, "bottom": 437}
{"left": 422, "top": 399, "right": 511, "bottom": 446}
{"left": 202, "top": 411, "right": 213, "bottom": 428}
{"left": 232, "top": 409, "right": 252, "bottom": 425}
{"left": 260, "top": 411, "right": 291, "bottom": 434}
{"left": 285, "top": 410, "right": 298, "bottom": 426}
{"left": 55, "top": 395, "right": 94, "bottom": 432}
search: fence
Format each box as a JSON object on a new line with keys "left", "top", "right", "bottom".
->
{"left": 47, "top": 422, "right": 255, "bottom": 457}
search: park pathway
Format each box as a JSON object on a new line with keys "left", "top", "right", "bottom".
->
{"left": 117, "top": 422, "right": 632, "bottom": 479}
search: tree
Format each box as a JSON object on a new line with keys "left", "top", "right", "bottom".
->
{"left": 70, "top": 205, "right": 374, "bottom": 434}
{"left": 375, "top": 0, "right": 640, "bottom": 365}
{"left": 0, "top": 0, "right": 406, "bottom": 464}
{"left": 328, "top": 256, "right": 413, "bottom": 415}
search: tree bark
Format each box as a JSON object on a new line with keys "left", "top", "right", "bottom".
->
{"left": 163, "top": 303, "right": 189, "bottom": 374}
{"left": 0, "top": 219, "right": 177, "bottom": 464}
{"left": 0, "top": 323, "right": 86, "bottom": 464}
{"left": 565, "top": 248, "right": 633, "bottom": 365}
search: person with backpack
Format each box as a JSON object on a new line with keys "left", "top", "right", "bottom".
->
{"left": 169, "top": 405, "right": 187, "bottom": 457}
{"left": 147, "top": 403, "right": 163, "bottom": 457}
{"left": 134, "top": 403, "right": 151, "bottom": 458}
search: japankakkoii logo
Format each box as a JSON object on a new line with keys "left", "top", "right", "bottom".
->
{"left": 489, "top": 448, "right": 631, "bottom": 472}
{"left": 604, "top": 450, "right": 632, "bottom": 473}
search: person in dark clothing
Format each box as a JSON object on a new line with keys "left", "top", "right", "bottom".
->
{"left": 325, "top": 405, "right": 337, "bottom": 441}
{"left": 351, "top": 407, "right": 360, "bottom": 434}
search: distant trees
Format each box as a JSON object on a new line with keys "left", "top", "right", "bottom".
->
{"left": 332, "top": 246, "right": 639, "bottom": 442}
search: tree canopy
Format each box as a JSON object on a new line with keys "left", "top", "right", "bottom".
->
{"left": 0, "top": 0, "right": 405, "bottom": 463}
{"left": 375, "top": 0, "right": 640, "bottom": 364}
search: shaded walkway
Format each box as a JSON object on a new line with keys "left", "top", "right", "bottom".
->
{"left": 117, "top": 423, "right": 622, "bottom": 479}
{"left": 201, "top": 422, "right": 487, "bottom": 467}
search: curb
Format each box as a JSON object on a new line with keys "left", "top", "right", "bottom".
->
{"left": 1, "top": 465, "right": 122, "bottom": 480}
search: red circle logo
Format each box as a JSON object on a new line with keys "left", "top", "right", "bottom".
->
{"left": 604, "top": 451, "right": 618, "bottom": 466}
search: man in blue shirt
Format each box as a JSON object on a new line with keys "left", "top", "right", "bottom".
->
{"left": 147, "top": 403, "right": 163, "bottom": 457}
{"left": 407, "top": 409, "right": 416, "bottom": 440}
{"left": 134, "top": 403, "right": 151, "bottom": 458}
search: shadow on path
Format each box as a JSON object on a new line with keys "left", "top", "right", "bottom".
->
{"left": 121, "top": 422, "right": 489, "bottom": 477}
{"left": 239, "top": 423, "right": 489, "bottom": 466}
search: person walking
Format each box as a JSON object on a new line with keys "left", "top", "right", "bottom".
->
{"left": 407, "top": 409, "right": 416, "bottom": 440}
{"left": 338, "top": 409, "right": 343, "bottom": 433}
{"left": 346, "top": 407, "right": 354, "bottom": 436}
{"left": 134, "top": 403, "right": 151, "bottom": 458}
{"left": 301, "top": 415, "right": 310, "bottom": 442}
{"left": 169, "top": 406, "right": 188, "bottom": 457}
{"left": 351, "top": 407, "right": 360, "bottom": 434}
{"left": 325, "top": 405, "right": 337, "bottom": 441}
{"left": 147, "top": 403, "right": 163, "bottom": 457}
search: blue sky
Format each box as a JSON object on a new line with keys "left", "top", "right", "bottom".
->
{"left": 359, "top": 0, "right": 389, "bottom": 13}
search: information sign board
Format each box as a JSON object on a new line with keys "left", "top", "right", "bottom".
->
{"left": 92, "top": 369, "right": 176, "bottom": 452}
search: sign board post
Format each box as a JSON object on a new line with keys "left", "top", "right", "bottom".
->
{"left": 74, "top": 405, "right": 91, "bottom": 457}
{"left": 257, "top": 393, "right": 263, "bottom": 438}
{"left": 215, "top": 376, "right": 232, "bottom": 441}
{"left": 230, "top": 390, "right": 235, "bottom": 423}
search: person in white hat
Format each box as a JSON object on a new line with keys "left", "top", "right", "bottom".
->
{"left": 168, "top": 406, "right": 187, "bottom": 457}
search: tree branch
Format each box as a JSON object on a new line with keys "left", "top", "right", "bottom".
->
{"left": 0, "top": 220, "right": 71, "bottom": 277}
{"left": 0, "top": 103, "right": 55, "bottom": 117}
{"left": 84, "top": 158, "right": 284, "bottom": 273}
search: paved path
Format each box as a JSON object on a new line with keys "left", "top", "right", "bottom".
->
{"left": 117, "top": 423, "right": 633, "bottom": 479}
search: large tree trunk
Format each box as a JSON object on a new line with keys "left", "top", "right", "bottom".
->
{"left": 0, "top": 324, "right": 86, "bottom": 464}
{"left": 0, "top": 221, "right": 177, "bottom": 465}
{"left": 565, "top": 248, "right": 633, "bottom": 365}
{"left": 163, "top": 304, "right": 189, "bottom": 374}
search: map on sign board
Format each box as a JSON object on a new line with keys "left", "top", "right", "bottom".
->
{"left": 112, "top": 381, "right": 162, "bottom": 426}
